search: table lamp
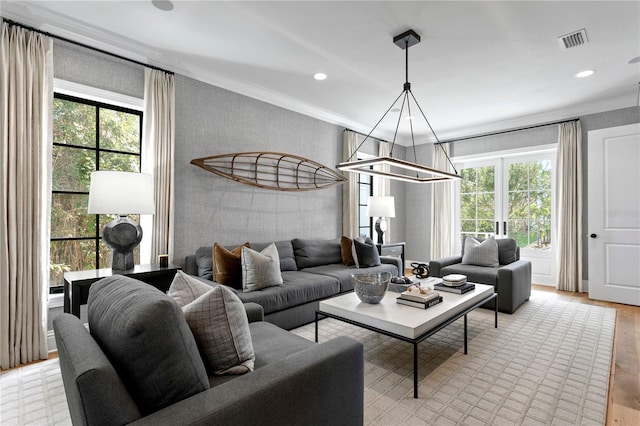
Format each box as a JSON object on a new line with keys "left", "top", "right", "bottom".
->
{"left": 88, "top": 171, "right": 154, "bottom": 271}
{"left": 367, "top": 196, "right": 395, "bottom": 244}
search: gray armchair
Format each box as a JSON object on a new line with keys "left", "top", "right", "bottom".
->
{"left": 430, "top": 237, "right": 531, "bottom": 314}
{"left": 54, "top": 276, "right": 364, "bottom": 426}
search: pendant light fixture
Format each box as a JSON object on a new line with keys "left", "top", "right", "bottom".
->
{"left": 337, "top": 29, "right": 462, "bottom": 183}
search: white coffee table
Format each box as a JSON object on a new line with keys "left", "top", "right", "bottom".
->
{"left": 316, "top": 283, "right": 497, "bottom": 398}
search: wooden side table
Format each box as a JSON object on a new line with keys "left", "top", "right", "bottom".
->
{"left": 63, "top": 264, "right": 180, "bottom": 318}
{"left": 376, "top": 242, "right": 406, "bottom": 273}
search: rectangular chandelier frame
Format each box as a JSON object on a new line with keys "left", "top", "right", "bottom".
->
{"left": 337, "top": 156, "right": 461, "bottom": 183}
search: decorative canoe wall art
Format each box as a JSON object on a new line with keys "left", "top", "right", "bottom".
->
{"left": 190, "top": 152, "right": 347, "bottom": 191}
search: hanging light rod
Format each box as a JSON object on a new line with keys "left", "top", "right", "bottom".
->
{"left": 337, "top": 29, "right": 461, "bottom": 183}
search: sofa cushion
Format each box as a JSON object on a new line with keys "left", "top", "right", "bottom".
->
{"left": 251, "top": 240, "right": 298, "bottom": 271}
{"left": 234, "top": 271, "right": 340, "bottom": 314}
{"left": 340, "top": 236, "right": 357, "bottom": 266}
{"left": 242, "top": 244, "right": 284, "bottom": 292}
{"left": 195, "top": 246, "right": 214, "bottom": 280}
{"left": 88, "top": 276, "right": 209, "bottom": 416}
{"left": 462, "top": 236, "right": 499, "bottom": 267}
{"left": 497, "top": 238, "right": 518, "bottom": 265}
{"left": 302, "top": 263, "right": 397, "bottom": 293}
{"left": 353, "top": 237, "right": 381, "bottom": 267}
{"left": 183, "top": 285, "right": 255, "bottom": 375}
{"left": 214, "top": 242, "right": 250, "bottom": 289}
{"left": 292, "top": 238, "right": 342, "bottom": 269}
{"left": 441, "top": 263, "right": 499, "bottom": 286}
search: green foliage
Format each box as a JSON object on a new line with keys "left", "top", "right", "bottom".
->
{"left": 49, "top": 97, "right": 141, "bottom": 289}
{"left": 459, "top": 161, "right": 551, "bottom": 249}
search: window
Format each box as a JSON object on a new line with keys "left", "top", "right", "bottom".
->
{"left": 460, "top": 165, "right": 496, "bottom": 242}
{"left": 358, "top": 172, "right": 373, "bottom": 239}
{"left": 49, "top": 93, "right": 142, "bottom": 293}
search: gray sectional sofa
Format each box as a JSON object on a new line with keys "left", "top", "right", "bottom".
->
{"left": 184, "top": 238, "right": 401, "bottom": 330}
{"left": 54, "top": 276, "right": 364, "bottom": 426}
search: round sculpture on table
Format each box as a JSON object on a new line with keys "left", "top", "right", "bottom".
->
{"left": 352, "top": 272, "right": 391, "bottom": 304}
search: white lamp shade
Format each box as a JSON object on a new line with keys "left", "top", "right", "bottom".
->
{"left": 88, "top": 171, "right": 155, "bottom": 215}
{"left": 367, "top": 196, "right": 395, "bottom": 218}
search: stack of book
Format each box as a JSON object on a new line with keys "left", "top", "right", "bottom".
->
{"left": 396, "top": 287, "right": 443, "bottom": 309}
{"left": 434, "top": 274, "right": 475, "bottom": 294}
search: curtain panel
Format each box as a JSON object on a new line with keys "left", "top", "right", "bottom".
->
{"left": 555, "top": 121, "right": 583, "bottom": 292}
{"left": 430, "top": 143, "right": 454, "bottom": 259}
{"left": 0, "top": 23, "right": 53, "bottom": 369}
{"left": 342, "top": 130, "right": 358, "bottom": 237}
{"left": 141, "top": 69, "right": 175, "bottom": 265}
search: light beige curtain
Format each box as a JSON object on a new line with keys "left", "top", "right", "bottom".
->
{"left": 555, "top": 121, "right": 583, "bottom": 291}
{"left": 430, "top": 143, "right": 454, "bottom": 259}
{"left": 1, "top": 23, "right": 53, "bottom": 369}
{"left": 141, "top": 69, "right": 175, "bottom": 265}
{"left": 342, "top": 130, "right": 358, "bottom": 237}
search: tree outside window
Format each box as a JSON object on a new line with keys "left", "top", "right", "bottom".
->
{"left": 50, "top": 94, "right": 142, "bottom": 292}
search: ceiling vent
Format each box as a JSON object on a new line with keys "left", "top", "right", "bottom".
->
{"left": 558, "top": 28, "right": 589, "bottom": 49}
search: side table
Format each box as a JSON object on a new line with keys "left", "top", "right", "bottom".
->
{"left": 376, "top": 242, "right": 405, "bottom": 274}
{"left": 63, "top": 264, "right": 180, "bottom": 318}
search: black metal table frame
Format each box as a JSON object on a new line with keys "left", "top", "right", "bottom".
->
{"left": 315, "top": 292, "right": 498, "bottom": 398}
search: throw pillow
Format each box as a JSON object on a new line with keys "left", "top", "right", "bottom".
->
{"left": 461, "top": 236, "right": 499, "bottom": 267}
{"left": 88, "top": 276, "right": 209, "bottom": 415}
{"left": 168, "top": 270, "right": 216, "bottom": 307}
{"left": 241, "top": 243, "right": 284, "bottom": 292}
{"left": 340, "top": 236, "right": 356, "bottom": 266}
{"left": 214, "top": 242, "right": 250, "bottom": 289}
{"left": 496, "top": 238, "right": 518, "bottom": 265}
{"left": 182, "top": 285, "right": 255, "bottom": 375}
{"left": 353, "top": 237, "right": 381, "bottom": 267}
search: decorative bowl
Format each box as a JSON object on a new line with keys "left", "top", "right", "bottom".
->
{"left": 351, "top": 272, "right": 391, "bottom": 304}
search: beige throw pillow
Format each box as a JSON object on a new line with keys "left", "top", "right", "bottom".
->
{"left": 168, "top": 271, "right": 255, "bottom": 375}
{"left": 241, "top": 243, "right": 283, "bottom": 292}
{"left": 461, "top": 236, "right": 499, "bottom": 267}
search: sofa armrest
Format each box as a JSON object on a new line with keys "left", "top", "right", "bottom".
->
{"left": 380, "top": 256, "right": 402, "bottom": 276}
{"left": 429, "top": 255, "right": 462, "bottom": 277}
{"left": 244, "top": 302, "right": 264, "bottom": 323}
{"left": 130, "top": 336, "right": 364, "bottom": 426}
{"left": 496, "top": 260, "right": 532, "bottom": 314}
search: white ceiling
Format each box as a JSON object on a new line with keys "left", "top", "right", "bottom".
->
{"left": 3, "top": 1, "right": 640, "bottom": 145}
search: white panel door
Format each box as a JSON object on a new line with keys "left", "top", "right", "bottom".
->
{"left": 588, "top": 123, "right": 640, "bottom": 305}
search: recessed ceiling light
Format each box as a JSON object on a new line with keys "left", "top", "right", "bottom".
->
{"left": 629, "top": 56, "right": 640, "bottom": 64}
{"left": 313, "top": 73, "right": 327, "bottom": 81}
{"left": 575, "top": 69, "right": 595, "bottom": 78}
{"left": 152, "top": 0, "right": 174, "bottom": 11}
{"left": 405, "top": 115, "right": 415, "bottom": 121}
{"left": 390, "top": 108, "right": 401, "bottom": 113}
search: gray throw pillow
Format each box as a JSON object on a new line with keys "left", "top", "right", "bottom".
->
{"left": 241, "top": 243, "right": 284, "bottom": 292}
{"left": 88, "top": 276, "right": 209, "bottom": 415}
{"left": 168, "top": 270, "right": 214, "bottom": 306}
{"left": 353, "top": 237, "right": 381, "bottom": 267}
{"left": 461, "top": 236, "right": 499, "bottom": 267}
{"left": 497, "top": 238, "right": 518, "bottom": 265}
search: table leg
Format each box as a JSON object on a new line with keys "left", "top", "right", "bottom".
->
{"left": 464, "top": 314, "right": 468, "bottom": 354}
{"left": 495, "top": 295, "right": 498, "bottom": 328}
{"left": 315, "top": 312, "right": 319, "bottom": 343}
{"left": 413, "top": 343, "right": 418, "bottom": 398}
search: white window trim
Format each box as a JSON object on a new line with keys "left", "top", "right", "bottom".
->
{"left": 54, "top": 78, "right": 143, "bottom": 110}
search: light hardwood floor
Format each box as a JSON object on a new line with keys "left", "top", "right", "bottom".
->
{"left": 530, "top": 284, "right": 640, "bottom": 426}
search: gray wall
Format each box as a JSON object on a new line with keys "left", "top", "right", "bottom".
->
{"left": 404, "top": 144, "right": 433, "bottom": 263}
{"left": 173, "top": 75, "right": 344, "bottom": 264}
{"left": 416, "top": 106, "right": 640, "bottom": 280}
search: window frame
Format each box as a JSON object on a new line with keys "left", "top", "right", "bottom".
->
{"left": 50, "top": 89, "right": 143, "bottom": 293}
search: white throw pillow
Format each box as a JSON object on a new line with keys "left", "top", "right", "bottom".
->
{"left": 241, "top": 243, "right": 284, "bottom": 292}
{"left": 168, "top": 271, "right": 254, "bottom": 375}
{"left": 182, "top": 285, "right": 255, "bottom": 375}
{"left": 461, "top": 236, "right": 499, "bottom": 267}
{"left": 167, "top": 270, "right": 213, "bottom": 307}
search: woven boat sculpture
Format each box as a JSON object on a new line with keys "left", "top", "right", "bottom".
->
{"left": 191, "top": 152, "right": 347, "bottom": 191}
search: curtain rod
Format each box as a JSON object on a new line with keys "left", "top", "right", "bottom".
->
{"left": 343, "top": 128, "right": 391, "bottom": 145}
{"left": 436, "top": 118, "right": 579, "bottom": 144}
{"left": 2, "top": 18, "right": 174, "bottom": 75}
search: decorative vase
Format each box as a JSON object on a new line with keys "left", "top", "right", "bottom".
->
{"left": 351, "top": 272, "right": 391, "bottom": 304}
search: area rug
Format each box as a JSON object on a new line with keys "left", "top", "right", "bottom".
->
{"left": 0, "top": 292, "right": 615, "bottom": 426}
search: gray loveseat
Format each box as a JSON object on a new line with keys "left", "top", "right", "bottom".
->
{"left": 54, "top": 275, "right": 364, "bottom": 426}
{"left": 429, "top": 237, "right": 532, "bottom": 314}
{"left": 184, "top": 238, "right": 401, "bottom": 330}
